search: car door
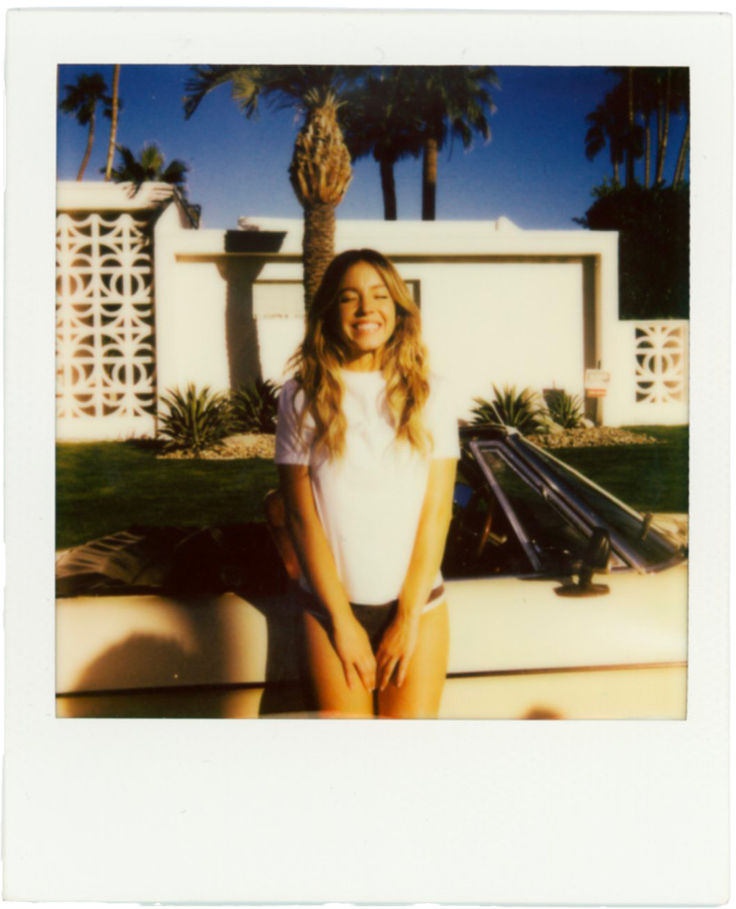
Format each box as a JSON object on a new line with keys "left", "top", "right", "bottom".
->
{"left": 439, "top": 438, "right": 688, "bottom": 719}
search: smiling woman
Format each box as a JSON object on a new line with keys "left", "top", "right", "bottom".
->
{"left": 275, "top": 249, "right": 460, "bottom": 718}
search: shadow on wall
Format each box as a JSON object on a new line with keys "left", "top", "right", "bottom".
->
{"left": 218, "top": 259, "right": 265, "bottom": 390}
{"left": 218, "top": 231, "right": 289, "bottom": 390}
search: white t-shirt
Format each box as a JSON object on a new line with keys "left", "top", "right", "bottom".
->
{"left": 275, "top": 369, "right": 460, "bottom": 605}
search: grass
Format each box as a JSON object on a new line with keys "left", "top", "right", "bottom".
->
{"left": 548, "top": 425, "right": 688, "bottom": 515}
{"left": 56, "top": 425, "right": 688, "bottom": 550}
{"left": 56, "top": 441, "right": 278, "bottom": 550}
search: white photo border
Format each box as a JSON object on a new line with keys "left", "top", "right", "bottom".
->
{"left": 4, "top": 8, "right": 731, "bottom": 904}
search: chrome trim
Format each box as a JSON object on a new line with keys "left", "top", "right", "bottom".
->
{"left": 491, "top": 436, "right": 655, "bottom": 572}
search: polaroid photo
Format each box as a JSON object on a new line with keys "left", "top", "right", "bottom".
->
{"left": 3, "top": 6, "right": 731, "bottom": 905}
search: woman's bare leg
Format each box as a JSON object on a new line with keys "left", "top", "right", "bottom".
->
{"left": 303, "top": 611, "right": 374, "bottom": 718}
{"left": 377, "top": 601, "right": 449, "bottom": 719}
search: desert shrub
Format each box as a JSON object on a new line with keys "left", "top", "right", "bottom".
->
{"left": 543, "top": 389, "right": 584, "bottom": 429}
{"left": 159, "top": 384, "right": 232, "bottom": 454}
{"left": 230, "top": 379, "right": 281, "bottom": 433}
{"left": 471, "top": 384, "right": 543, "bottom": 435}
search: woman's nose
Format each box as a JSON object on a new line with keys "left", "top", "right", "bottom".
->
{"left": 355, "top": 293, "right": 373, "bottom": 314}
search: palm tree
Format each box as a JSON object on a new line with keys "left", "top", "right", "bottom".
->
{"left": 184, "top": 64, "right": 361, "bottom": 307}
{"left": 602, "top": 71, "right": 646, "bottom": 187}
{"left": 584, "top": 90, "right": 628, "bottom": 185}
{"left": 104, "top": 65, "right": 121, "bottom": 181}
{"left": 289, "top": 90, "right": 353, "bottom": 305}
{"left": 634, "top": 69, "right": 661, "bottom": 188}
{"left": 341, "top": 68, "right": 423, "bottom": 220}
{"left": 673, "top": 116, "right": 690, "bottom": 187}
{"left": 403, "top": 66, "right": 498, "bottom": 220}
{"left": 108, "top": 142, "right": 189, "bottom": 193}
{"left": 59, "top": 72, "right": 111, "bottom": 180}
{"left": 603, "top": 67, "right": 688, "bottom": 188}
{"left": 670, "top": 69, "right": 690, "bottom": 187}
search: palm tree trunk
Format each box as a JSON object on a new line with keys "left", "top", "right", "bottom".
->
{"left": 422, "top": 136, "right": 438, "bottom": 221}
{"left": 656, "top": 70, "right": 672, "bottom": 185}
{"left": 673, "top": 116, "right": 690, "bottom": 187}
{"left": 613, "top": 160, "right": 619, "bottom": 184}
{"left": 625, "top": 68, "right": 635, "bottom": 187}
{"left": 104, "top": 64, "right": 121, "bottom": 181}
{"left": 379, "top": 157, "right": 397, "bottom": 220}
{"left": 302, "top": 202, "right": 335, "bottom": 309}
{"left": 654, "top": 99, "right": 664, "bottom": 186}
{"left": 77, "top": 112, "right": 96, "bottom": 180}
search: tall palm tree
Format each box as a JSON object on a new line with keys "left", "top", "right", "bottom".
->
{"left": 341, "top": 68, "right": 423, "bottom": 220}
{"left": 403, "top": 66, "right": 498, "bottom": 220}
{"left": 108, "top": 142, "right": 189, "bottom": 193}
{"left": 289, "top": 89, "right": 353, "bottom": 304}
{"left": 584, "top": 90, "right": 628, "bottom": 185}
{"left": 184, "top": 65, "right": 361, "bottom": 305}
{"left": 603, "top": 71, "right": 646, "bottom": 187}
{"left": 673, "top": 116, "right": 690, "bottom": 187}
{"left": 59, "top": 72, "right": 111, "bottom": 180}
{"left": 670, "top": 69, "right": 690, "bottom": 187}
{"left": 634, "top": 69, "right": 662, "bottom": 188}
{"left": 104, "top": 65, "right": 121, "bottom": 181}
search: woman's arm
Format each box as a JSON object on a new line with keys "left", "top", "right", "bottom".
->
{"left": 375, "top": 457, "right": 457, "bottom": 689}
{"left": 278, "top": 464, "right": 376, "bottom": 691}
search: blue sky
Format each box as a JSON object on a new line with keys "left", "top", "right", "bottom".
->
{"left": 57, "top": 64, "right": 690, "bottom": 231}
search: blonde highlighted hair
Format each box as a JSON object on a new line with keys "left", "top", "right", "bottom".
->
{"left": 287, "top": 249, "right": 431, "bottom": 460}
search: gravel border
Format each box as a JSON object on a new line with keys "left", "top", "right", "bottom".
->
{"left": 528, "top": 426, "right": 658, "bottom": 448}
{"left": 158, "top": 426, "right": 662, "bottom": 460}
{"left": 157, "top": 433, "right": 276, "bottom": 460}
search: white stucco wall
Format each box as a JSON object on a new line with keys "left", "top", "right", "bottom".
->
{"left": 154, "top": 227, "right": 232, "bottom": 396}
{"left": 172, "top": 218, "right": 619, "bottom": 422}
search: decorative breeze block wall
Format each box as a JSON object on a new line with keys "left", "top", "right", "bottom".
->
{"left": 56, "top": 211, "right": 157, "bottom": 439}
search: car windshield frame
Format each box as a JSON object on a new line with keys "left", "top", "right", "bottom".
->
{"left": 464, "top": 433, "right": 685, "bottom": 574}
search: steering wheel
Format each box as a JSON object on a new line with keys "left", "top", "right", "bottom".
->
{"left": 476, "top": 508, "right": 495, "bottom": 559}
{"left": 475, "top": 496, "right": 508, "bottom": 559}
{"left": 454, "top": 490, "right": 507, "bottom": 559}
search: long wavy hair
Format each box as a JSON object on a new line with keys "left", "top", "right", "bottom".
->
{"left": 287, "top": 248, "right": 431, "bottom": 460}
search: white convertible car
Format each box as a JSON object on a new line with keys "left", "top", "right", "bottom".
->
{"left": 56, "top": 426, "right": 688, "bottom": 719}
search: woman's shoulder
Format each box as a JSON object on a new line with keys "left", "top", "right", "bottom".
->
{"left": 280, "top": 376, "right": 301, "bottom": 396}
{"left": 278, "top": 376, "right": 305, "bottom": 408}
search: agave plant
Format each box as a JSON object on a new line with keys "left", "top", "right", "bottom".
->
{"left": 230, "top": 379, "right": 281, "bottom": 433}
{"left": 471, "top": 384, "right": 543, "bottom": 435}
{"left": 158, "top": 384, "right": 232, "bottom": 455}
{"left": 543, "top": 389, "right": 584, "bottom": 429}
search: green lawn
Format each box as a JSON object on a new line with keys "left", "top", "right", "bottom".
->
{"left": 549, "top": 425, "right": 689, "bottom": 515}
{"left": 56, "top": 425, "right": 688, "bottom": 550}
{"left": 56, "top": 441, "right": 278, "bottom": 549}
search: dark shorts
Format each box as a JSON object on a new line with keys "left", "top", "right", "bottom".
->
{"left": 297, "top": 585, "right": 445, "bottom": 651}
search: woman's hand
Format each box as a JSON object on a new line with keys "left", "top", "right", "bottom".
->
{"left": 332, "top": 615, "right": 377, "bottom": 692}
{"left": 376, "top": 613, "right": 420, "bottom": 690}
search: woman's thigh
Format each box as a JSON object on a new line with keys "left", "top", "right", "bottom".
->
{"left": 377, "top": 601, "right": 449, "bottom": 719}
{"left": 303, "top": 610, "right": 374, "bottom": 718}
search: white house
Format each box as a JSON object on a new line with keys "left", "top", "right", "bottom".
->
{"left": 56, "top": 181, "right": 688, "bottom": 441}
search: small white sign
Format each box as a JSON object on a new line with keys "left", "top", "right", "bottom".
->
{"left": 585, "top": 368, "right": 611, "bottom": 390}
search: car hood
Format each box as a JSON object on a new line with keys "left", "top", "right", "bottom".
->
{"left": 56, "top": 564, "right": 688, "bottom": 698}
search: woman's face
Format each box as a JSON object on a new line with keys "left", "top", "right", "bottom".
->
{"left": 333, "top": 260, "right": 397, "bottom": 370}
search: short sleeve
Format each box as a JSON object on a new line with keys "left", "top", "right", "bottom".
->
{"left": 426, "top": 375, "right": 461, "bottom": 459}
{"left": 275, "top": 379, "right": 312, "bottom": 465}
